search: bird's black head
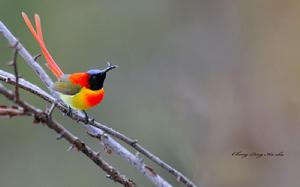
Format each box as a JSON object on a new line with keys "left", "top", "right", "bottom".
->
{"left": 87, "top": 63, "right": 118, "bottom": 90}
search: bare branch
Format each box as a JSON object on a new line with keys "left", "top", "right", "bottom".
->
{"left": 0, "top": 21, "right": 57, "bottom": 97}
{"left": 0, "top": 20, "right": 198, "bottom": 187}
{"left": 0, "top": 70, "right": 173, "bottom": 187}
{"left": 0, "top": 105, "right": 30, "bottom": 117}
{"left": 0, "top": 68, "right": 195, "bottom": 187}
{"left": 0, "top": 83, "right": 137, "bottom": 187}
{"left": 86, "top": 125, "right": 172, "bottom": 187}
{"left": 8, "top": 41, "right": 20, "bottom": 100}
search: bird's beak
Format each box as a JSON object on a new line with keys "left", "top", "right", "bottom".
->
{"left": 104, "top": 62, "right": 118, "bottom": 73}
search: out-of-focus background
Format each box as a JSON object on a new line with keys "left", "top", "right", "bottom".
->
{"left": 1, "top": 1, "right": 300, "bottom": 187}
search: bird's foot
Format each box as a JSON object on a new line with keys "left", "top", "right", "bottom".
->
{"left": 66, "top": 106, "right": 73, "bottom": 117}
{"left": 82, "top": 110, "right": 90, "bottom": 124}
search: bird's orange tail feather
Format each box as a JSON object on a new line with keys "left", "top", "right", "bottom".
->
{"left": 22, "top": 12, "right": 64, "bottom": 78}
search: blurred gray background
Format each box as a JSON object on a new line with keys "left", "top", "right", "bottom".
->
{"left": 1, "top": 0, "right": 300, "bottom": 187}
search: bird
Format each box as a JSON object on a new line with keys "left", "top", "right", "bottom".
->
{"left": 21, "top": 12, "right": 117, "bottom": 122}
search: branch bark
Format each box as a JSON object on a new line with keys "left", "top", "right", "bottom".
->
{"left": 0, "top": 83, "right": 136, "bottom": 187}
{"left": 0, "top": 20, "right": 198, "bottom": 187}
{"left": 0, "top": 66, "right": 172, "bottom": 187}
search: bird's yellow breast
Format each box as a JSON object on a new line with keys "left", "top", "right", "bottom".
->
{"left": 60, "top": 87, "right": 105, "bottom": 110}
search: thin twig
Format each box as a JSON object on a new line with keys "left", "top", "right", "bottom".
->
{"left": 0, "top": 20, "right": 197, "bottom": 187}
{"left": 7, "top": 41, "right": 20, "bottom": 100}
{"left": 12, "top": 41, "right": 20, "bottom": 100}
{"left": 0, "top": 83, "right": 137, "bottom": 187}
{"left": 33, "top": 53, "right": 42, "bottom": 61}
{"left": 45, "top": 102, "right": 56, "bottom": 117}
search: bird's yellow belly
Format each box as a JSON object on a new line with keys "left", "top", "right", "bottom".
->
{"left": 60, "top": 87, "right": 105, "bottom": 110}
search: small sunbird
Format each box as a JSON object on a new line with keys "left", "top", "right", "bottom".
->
{"left": 22, "top": 12, "right": 117, "bottom": 121}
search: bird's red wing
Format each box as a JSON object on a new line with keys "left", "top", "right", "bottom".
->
{"left": 22, "top": 12, "right": 64, "bottom": 78}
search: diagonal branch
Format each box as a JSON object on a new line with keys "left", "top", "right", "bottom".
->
{"left": 0, "top": 83, "right": 137, "bottom": 187}
{"left": 0, "top": 22, "right": 173, "bottom": 187}
{"left": 0, "top": 20, "right": 198, "bottom": 187}
{"left": 0, "top": 70, "right": 172, "bottom": 187}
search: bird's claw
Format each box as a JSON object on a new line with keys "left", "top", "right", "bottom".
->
{"left": 66, "top": 106, "right": 72, "bottom": 117}
{"left": 82, "top": 110, "right": 89, "bottom": 124}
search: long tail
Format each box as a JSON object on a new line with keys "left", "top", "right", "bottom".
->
{"left": 22, "top": 12, "right": 64, "bottom": 78}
